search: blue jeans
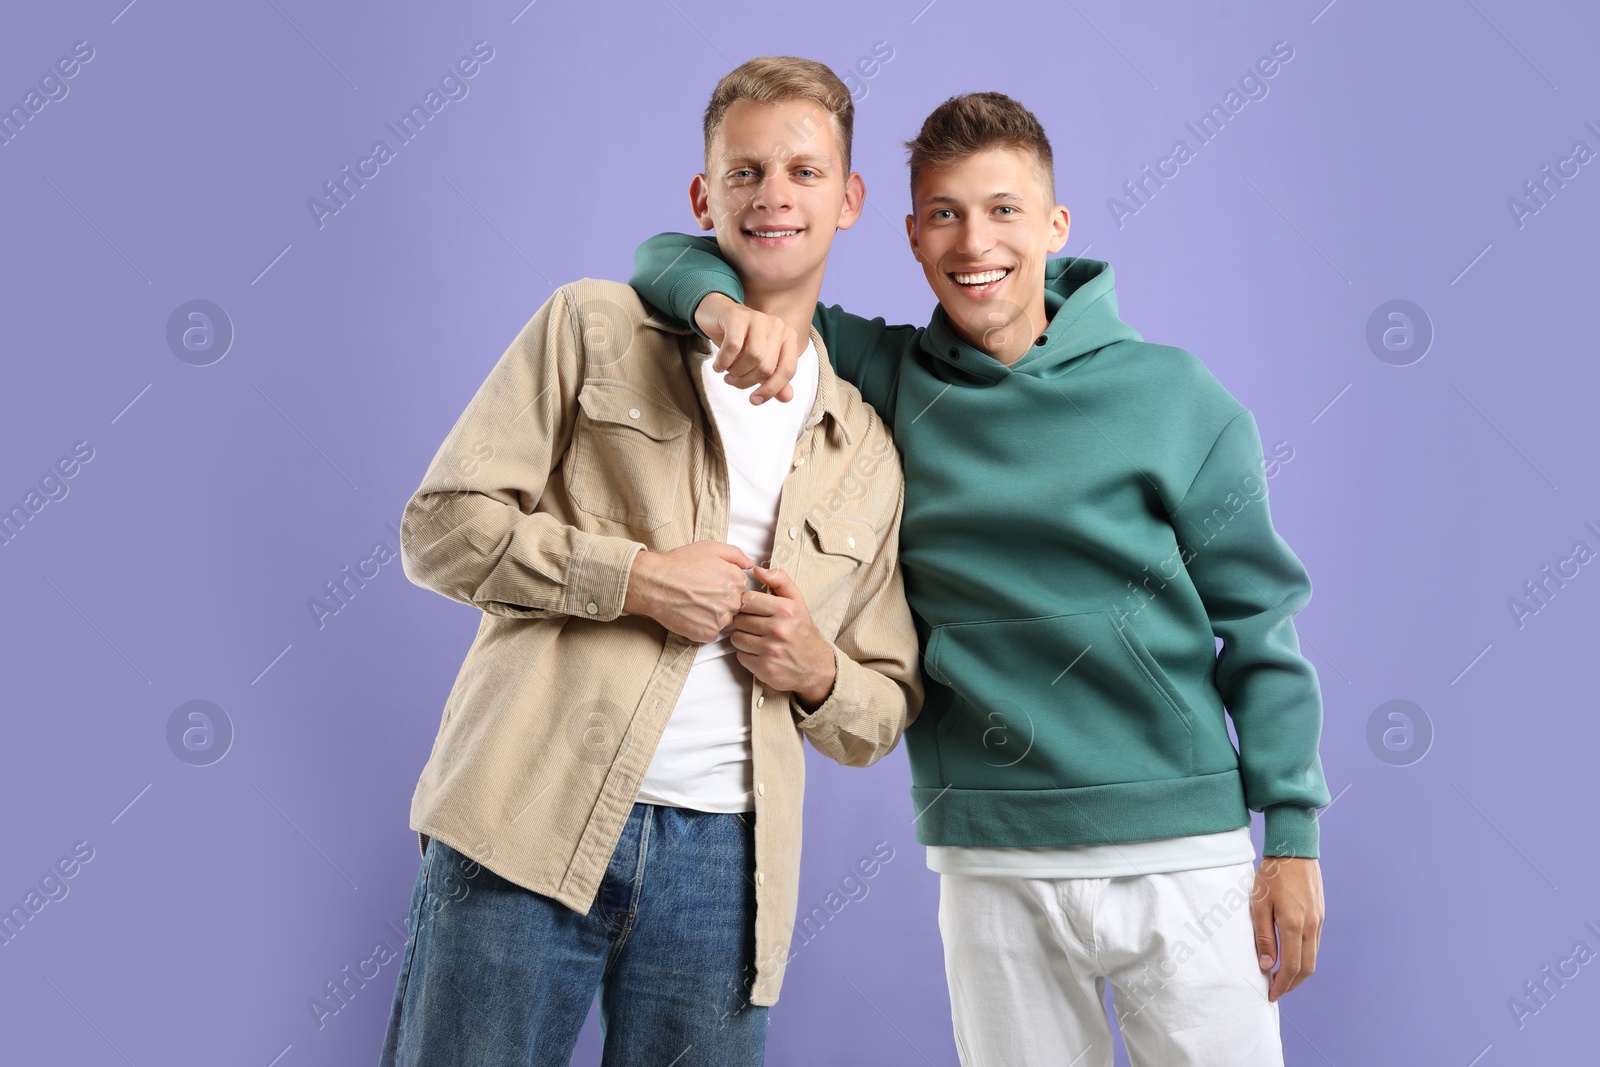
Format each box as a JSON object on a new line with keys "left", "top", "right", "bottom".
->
{"left": 379, "top": 802, "right": 768, "bottom": 1066}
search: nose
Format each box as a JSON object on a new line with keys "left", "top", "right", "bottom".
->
{"left": 749, "top": 169, "right": 795, "bottom": 214}
{"left": 953, "top": 215, "right": 997, "bottom": 260}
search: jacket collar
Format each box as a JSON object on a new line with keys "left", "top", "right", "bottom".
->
{"left": 666, "top": 317, "right": 854, "bottom": 447}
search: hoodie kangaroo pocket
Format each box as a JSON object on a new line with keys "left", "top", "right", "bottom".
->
{"left": 924, "top": 610, "right": 1194, "bottom": 789}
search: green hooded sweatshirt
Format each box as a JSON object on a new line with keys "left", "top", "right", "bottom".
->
{"left": 630, "top": 234, "right": 1331, "bottom": 857}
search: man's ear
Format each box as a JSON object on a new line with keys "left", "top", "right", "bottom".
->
{"left": 904, "top": 211, "right": 922, "bottom": 263}
{"left": 836, "top": 171, "right": 866, "bottom": 231}
{"left": 1047, "top": 204, "right": 1071, "bottom": 254}
{"left": 689, "top": 173, "right": 715, "bottom": 232}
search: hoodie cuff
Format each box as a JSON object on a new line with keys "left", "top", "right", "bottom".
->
{"left": 1262, "top": 804, "right": 1320, "bottom": 859}
{"left": 668, "top": 271, "right": 745, "bottom": 339}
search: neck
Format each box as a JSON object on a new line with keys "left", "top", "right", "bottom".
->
{"left": 742, "top": 273, "right": 823, "bottom": 345}
{"left": 955, "top": 291, "right": 1049, "bottom": 366}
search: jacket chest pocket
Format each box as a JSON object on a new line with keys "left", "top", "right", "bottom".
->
{"left": 567, "top": 378, "right": 692, "bottom": 531}
{"left": 798, "top": 514, "right": 877, "bottom": 636}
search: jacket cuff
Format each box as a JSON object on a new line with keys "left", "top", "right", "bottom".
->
{"left": 568, "top": 533, "right": 646, "bottom": 621}
{"left": 669, "top": 271, "right": 744, "bottom": 339}
{"left": 1262, "top": 804, "right": 1320, "bottom": 858}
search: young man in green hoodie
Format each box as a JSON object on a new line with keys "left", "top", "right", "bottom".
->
{"left": 630, "top": 91, "right": 1329, "bottom": 1066}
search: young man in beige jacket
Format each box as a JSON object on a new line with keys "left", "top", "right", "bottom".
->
{"left": 379, "top": 57, "right": 922, "bottom": 1066}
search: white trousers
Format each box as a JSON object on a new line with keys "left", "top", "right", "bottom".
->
{"left": 938, "top": 860, "right": 1284, "bottom": 1067}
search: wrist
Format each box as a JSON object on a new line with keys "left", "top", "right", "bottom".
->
{"left": 794, "top": 640, "right": 838, "bottom": 710}
{"left": 694, "top": 291, "right": 736, "bottom": 336}
{"left": 621, "top": 549, "right": 659, "bottom": 618}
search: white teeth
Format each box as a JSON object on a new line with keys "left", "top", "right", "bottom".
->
{"left": 750, "top": 229, "right": 800, "bottom": 237}
{"left": 953, "top": 268, "right": 1009, "bottom": 285}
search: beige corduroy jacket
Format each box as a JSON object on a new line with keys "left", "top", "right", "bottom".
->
{"left": 398, "top": 278, "right": 922, "bottom": 1006}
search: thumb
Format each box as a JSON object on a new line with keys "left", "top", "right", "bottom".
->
{"left": 753, "top": 564, "right": 800, "bottom": 599}
{"left": 1251, "top": 891, "right": 1277, "bottom": 971}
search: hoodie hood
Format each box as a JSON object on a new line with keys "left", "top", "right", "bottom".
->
{"left": 921, "top": 256, "right": 1144, "bottom": 383}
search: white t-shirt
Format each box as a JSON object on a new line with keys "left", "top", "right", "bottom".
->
{"left": 926, "top": 826, "right": 1255, "bottom": 879}
{"left": 635, "top": 340, "right": 821, "bottom": 813}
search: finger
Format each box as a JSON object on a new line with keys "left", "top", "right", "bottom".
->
{"left": 713, "top": 317, "right": 748, "bottom": 373}
{"left": 1250, "top": 890, "right": 1276, "bottom": 974}
{"left": 774, "top": 383, "right": 795, "bottom": 403}
{"left": 702, "top": 541, "right": 756, "bottom": 569}
{"left": 1269, "top": 918, "right": 1302, "bottom": 1001}
{"left": 733, "top": 649, "right": 766, "bottom": 678}
{"left": 724, "top": 364, "right": 767, "bottom": 391}
{"left": 733, "top": 317, "right": 780, "bottom": 383}
{"left": 728, "top": 630, "right": 766, "bottom": 655}
{"left": 731, "top": 612, "right": 776, "bottom": 636}
{"left": 736, "top": 589, "right": 785, "bottom": 618}
{"left": 724, "top": 343, "right": 764, "bottom": 385}
{"left": 752, "top": 565, "right": 802, "bottom": 600}
{"left": 1288, "top": 925, "right": 1318, "bottom": 996}
{"left": 753, "top": 329, "right": 801, "bottom": 404}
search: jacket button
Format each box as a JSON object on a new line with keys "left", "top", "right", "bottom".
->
{"left": 846, "top": 536, "right": 856, "bottom": 548}
{"left": 628, "top": 408, "right": 641, "bottom": 419}
{"left": 757, "top": 782, "right": 766, "bottom": 796}
{"left": 756, "top": 694, "right": 765, "bottom": 708}
{"left": 787, "top": 526, "right": 797, "bottom": 539}
{"left": 586, "top": 602, "right": 598, "bottom": 614}
{"left": 794, "top": 456, "right": 806, "bottom": 466}
{"left": 756, "top": 871, "right": 765, "bottom": 886}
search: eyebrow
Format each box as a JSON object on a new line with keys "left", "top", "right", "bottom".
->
{"left": 721, "top": 153, "right": 834, "bottom": 169}
{"left": 923, "top": 191, "right": 1027, "bottom": 206}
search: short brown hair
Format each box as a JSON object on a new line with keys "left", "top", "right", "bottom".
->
{"left": 703, "top": 56, "right": 855, "bottom": 174}
{"left": 904, "top": 91, "right": 1055, "bottom": 202}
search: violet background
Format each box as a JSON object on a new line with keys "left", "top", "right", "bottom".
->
{"left": 2, "top": 0, "right": 1597, "bottom": 1064}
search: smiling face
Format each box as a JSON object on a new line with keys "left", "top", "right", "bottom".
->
{"left": 905, "top": 145, "right": 1070, "bottom": 365}
{"left": 691, "top": 98, "right": 863, "bottom": 311}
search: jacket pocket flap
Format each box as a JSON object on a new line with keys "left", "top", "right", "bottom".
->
{"left": 804, "top": 515, "right": 877, "bottom": 564}
{"left": 577, "top": 378, "right": 691, "bottom": 441}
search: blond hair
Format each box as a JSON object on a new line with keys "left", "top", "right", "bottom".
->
{"left": 703, "top": 56, "right": 855, "bottom": 173}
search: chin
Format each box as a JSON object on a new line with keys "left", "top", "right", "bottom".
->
{"left": 742, "top": 256, "right": 821, "bottom": 290}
